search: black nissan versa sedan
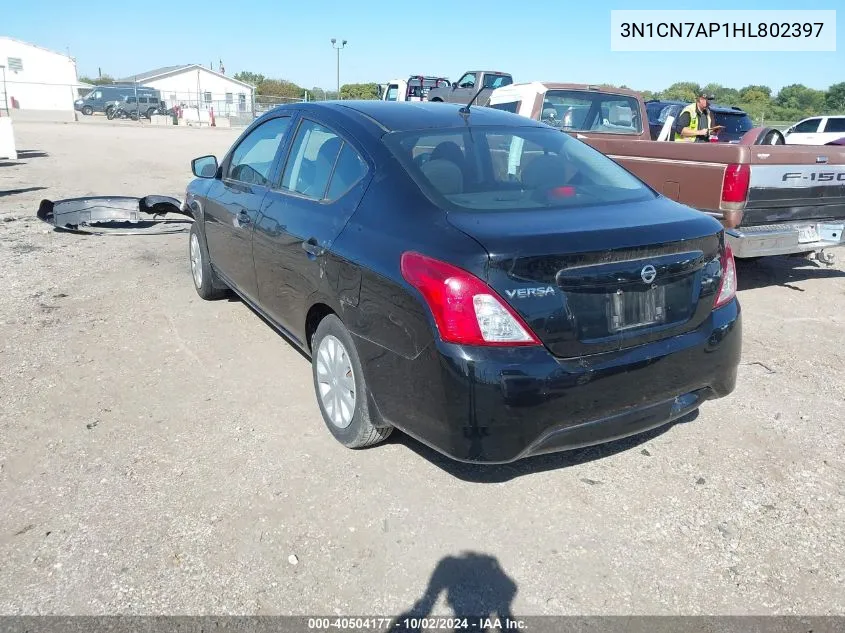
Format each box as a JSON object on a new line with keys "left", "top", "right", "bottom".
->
{"left": 183, "top": 100, "right": 742, "bottom": 464}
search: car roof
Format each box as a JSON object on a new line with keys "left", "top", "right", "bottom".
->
{"left": 645, "top": 99, "right": 748, "bottom": 115}
{"left": 274, "top": 100, "right": 548, "bottom": 133}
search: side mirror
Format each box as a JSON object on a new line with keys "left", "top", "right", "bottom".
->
{"left": 192, "top": 155, "right": 218, "bottom": 178}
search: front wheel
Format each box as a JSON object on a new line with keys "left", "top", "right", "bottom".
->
{"left": 82, "top": 106, "right": 93, "bottom": 116}
{"left": 311, "top": 315, "right": 393, "bottom": 449}
{"left": 189, "top": 223, "right": 228, "bottom": 300}
{"left": 106, "top": 106, "right": 115, "bottom": 119}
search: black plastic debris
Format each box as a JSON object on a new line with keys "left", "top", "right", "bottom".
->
{"left": 36, "top": 195, "right": 193, "bottom": 235}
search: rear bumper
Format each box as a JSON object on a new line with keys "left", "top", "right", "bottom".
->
{"left": 355, "top": 300, "right": 742, "bottom": 464}
{"left": 727, "top": 222, "right": 845, "bottom": 258}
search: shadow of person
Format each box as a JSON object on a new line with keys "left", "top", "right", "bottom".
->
{"left": 392, "top": 552, "right": 517, "bottom": 632}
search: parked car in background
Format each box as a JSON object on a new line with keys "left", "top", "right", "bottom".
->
{"left": 380, "top": 76, "right": 451, "bottom": 102}
{"left": 182, "top": 100, "right": 741, "bottom": 464}
{"left": 425, "top": 70, "right": 513, "bottom": 105}
{"left": 784, "top": 115, "right": 845, "bottom": 145}
{"left": 487, "top": 82, "right": 845, "bottom": 263}
{"left": 75, "top": 85, "right": 161, "bottom": 116}
{"left": 645, "top": 99, "right": 755, "bottom": 143}
{"left": 105, "top": 94, "right": 165, "bottom": 120}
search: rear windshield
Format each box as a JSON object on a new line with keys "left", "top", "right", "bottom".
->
{"left": 539, "top": 90, "right": 643, "bottom": 135}
{"left": 713, "top": 111, "right": 753, "bottom": 134}
{"left": 383, "top": 125, "right": 655, "bottom": 212}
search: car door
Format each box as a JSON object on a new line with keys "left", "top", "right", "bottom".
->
{"left": 785, "top": 117, "right": 823, "bottom": 144}
{"left": 819, "top": 116, "right": 845, "bottom": 144}
{"left": 252, "top": 116, "right": 373, "bottom": 341}
{"left": 202, "top": 114, "right": 295, "bottom": 302}
{"left": 450, "top": 72, "right": 477, "bottom": 103}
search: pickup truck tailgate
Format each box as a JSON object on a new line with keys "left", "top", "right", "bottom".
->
{"left": 742, "top": 164, "right": 845, "bottom": 225}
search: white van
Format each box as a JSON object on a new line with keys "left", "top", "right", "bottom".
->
{"left": 783, "top": 115, "right": 845, "bottom": 145}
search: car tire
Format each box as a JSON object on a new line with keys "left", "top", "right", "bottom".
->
{"left": 189, "top": 222, "right": 228, "bottom": 300}
{"left": 82, "top": 106, "right": 93, "bottom": 116}
{"left": 311, "top": 314, "right": 393, "bottom": 449}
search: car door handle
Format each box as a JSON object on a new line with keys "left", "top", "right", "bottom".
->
{"left": 302, "top": 238, "right": 325, "bottom": 257}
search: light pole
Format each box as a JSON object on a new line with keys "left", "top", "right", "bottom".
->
{"left": 330, "top": 38, "right": 346, "bottom": 99}
{"left": 0, "top": 65, "right": 8, "bottom": 116}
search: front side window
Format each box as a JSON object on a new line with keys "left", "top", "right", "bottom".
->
{"left": 280, "top": 120, "right": 343, "bottom": 199}
{"left": 385, "top": 84, "right": 399, "bottom": 101}
{"left": 227, "top": 116, "right": 292, "bottom": 186}
{"left": 383, "top": 125, "right": 654, "bottom": 212}
{"left": 539, "top": 90, "right": 643, "bottom": 135}
{"left": 792, "top": 118, "right": 821, "bottom": 133}
{"left": 457, "top": 73, "right": 476, "bottom": 88}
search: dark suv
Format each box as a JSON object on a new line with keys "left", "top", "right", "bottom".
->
{"left": 645, "top": 99, "right": 754, "bottom": 143}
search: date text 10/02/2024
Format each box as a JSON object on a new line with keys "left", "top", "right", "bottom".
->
{"left": 307, "top": 617, "right": 528, "bottom": 630}
{"left": 619, "top": 22, "right": 825, "bottom": 38}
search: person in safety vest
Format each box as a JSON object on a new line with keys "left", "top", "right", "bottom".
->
{"left": 673, "top": 92, "right": 718, "bottom": 142}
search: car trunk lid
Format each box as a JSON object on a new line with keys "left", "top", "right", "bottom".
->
{"left": 447, "top": 197, "right": 727, "bottom": 359}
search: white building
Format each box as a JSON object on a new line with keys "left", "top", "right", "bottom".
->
{"left": 116, "top": 64, "right": 255, "bottom": 117}
{"left": 0, "top": 36, "right": 84, "bottom": 114}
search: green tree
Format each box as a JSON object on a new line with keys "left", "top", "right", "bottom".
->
{"left": 339, "top": 83, "right": 380, "bottom": 100}
{"left": 739, "top": 84, "right": 772, "bottom": 101}
{"left": 256, "top": 79, "right": 304, "bottom": 99}
{"left": 659, "top": 81, "right": 700, "bottom": 102}
{"left": 233, "top": 71, "right": 265, "bottom": 86}
{"left": 79, "top": 74, "right": 116, "bottom": 85}
{"left": 703, "top": 83, "right": 740, "bottom": 105}
{"left": 775, "top": 83, "right": 826, "bottom": 113}
{"left": 826, "top": 82, "right": 845, "bottom": 111}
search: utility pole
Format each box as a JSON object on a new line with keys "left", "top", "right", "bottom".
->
{"left": 330, "top": 38, "right": 347, "bottom": 99}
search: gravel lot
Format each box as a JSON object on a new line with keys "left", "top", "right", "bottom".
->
{"left": 1, "top": 120, "right": 844, "bottom": 616}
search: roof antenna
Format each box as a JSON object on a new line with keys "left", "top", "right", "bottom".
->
{"left": 458, "top": 83, "right": 489, "bottom": 115}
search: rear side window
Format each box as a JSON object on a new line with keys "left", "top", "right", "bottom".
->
{"left": 714, "top": 112, "right": 753, "bottom": 134}
{"left": 280, "top": 120, "right": 343, "bottom": 199}
{"left": 541, "top": 90, "right": 643, "bottom": 134}
{"left": 823, "top": 117, "right": 845, "bottom": 133}
{"left": 488, "top": 101, "right": 520, "bottom": 114}
{"left": 384, "top": 125, "right": 654, "bottom": 212}
{"left": 326, "top": 143, "right": 368, "bottom": 200}
{"left": 484, "top": 75, "right": 512, "bottom": 89}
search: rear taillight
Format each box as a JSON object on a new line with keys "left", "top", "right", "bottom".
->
{"left": 714, "top": 242, "right": 737, "bottom": 308}
{"left": 721, "top": 163, "right": 750, "bottom": 204}
{"left": 400, "top": 252, "right": 541, "bottom": 346}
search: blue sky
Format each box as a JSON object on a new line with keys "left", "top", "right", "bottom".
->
{"left": 3, "top": 0, "right": 842, "bottom": 93}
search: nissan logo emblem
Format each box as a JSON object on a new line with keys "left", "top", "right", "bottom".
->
{"left": 641, "top": 264, "right": 657, "bottom": 284}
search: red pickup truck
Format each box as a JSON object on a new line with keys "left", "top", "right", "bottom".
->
{"left": 487, "top": 82, "right": 845, "bottom": 263}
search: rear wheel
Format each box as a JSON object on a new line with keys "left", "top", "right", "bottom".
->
{"left": 189, "top": 222, "right": 227, "bottom": 300}
{"left": 311, "top": 314, "right": 392, "bottom": 449}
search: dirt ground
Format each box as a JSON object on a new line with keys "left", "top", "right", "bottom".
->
{"left": 1, "top": 119, "right": 844, "bottom": 616}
